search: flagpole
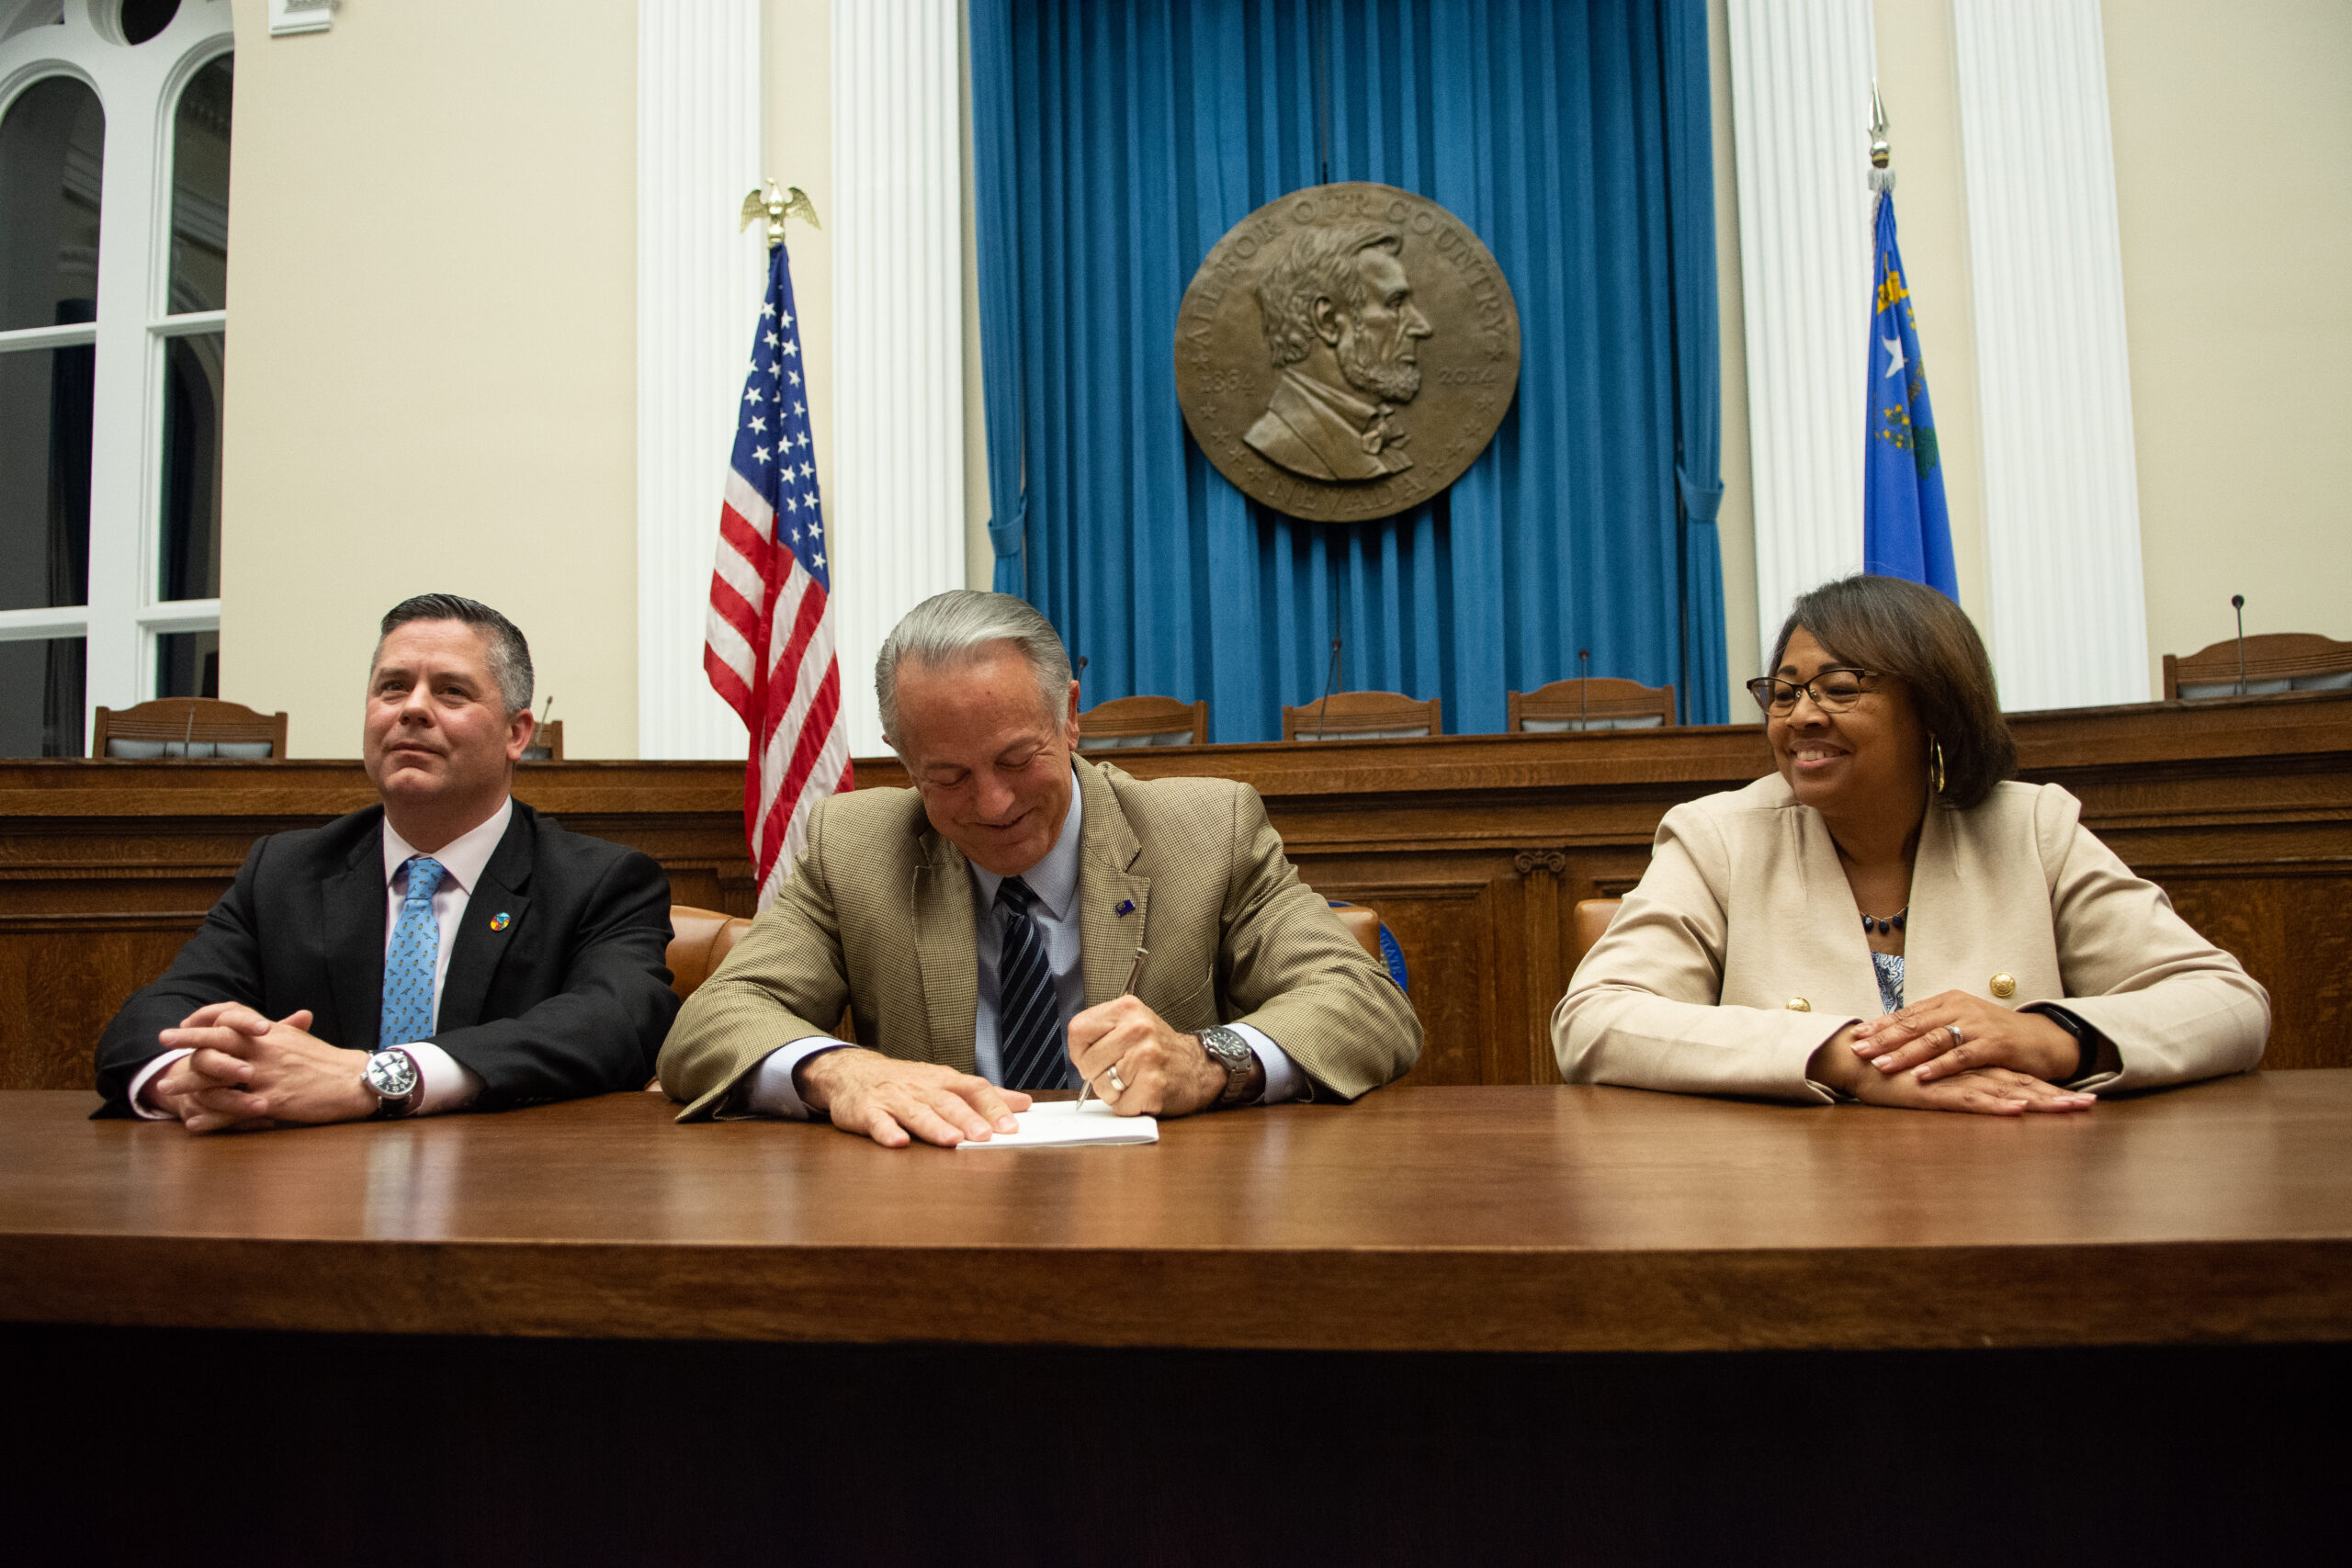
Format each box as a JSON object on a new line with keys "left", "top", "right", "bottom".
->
{"left": 1868, "top": 82, "right": 1895, "bottom": 200}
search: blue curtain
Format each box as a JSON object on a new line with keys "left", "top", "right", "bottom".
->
{"left": 970, "top": 0, "right": 1727, "bottom": 736}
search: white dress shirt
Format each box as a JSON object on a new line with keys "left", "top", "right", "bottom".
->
{"left": 742, "top": 768, "right": 1302, "bottom": 1117}
{"left": 130, "top": 800, "right": 512, "bottom": 1120}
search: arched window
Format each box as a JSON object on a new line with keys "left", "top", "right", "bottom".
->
{"left": 0, "top": 0, "right": 232, "bottom": 755}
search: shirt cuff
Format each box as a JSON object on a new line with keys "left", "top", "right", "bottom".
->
{"left": 739, "top": 1038, "right": 855, "bottom": 1120}
{"left": 126, "top": 1049, "right": 193, "bottom": 1119}
{"left": 408, "top": 1042, "right": 484, "bottom": 1116}
{"left": 1224, "top": 1021, "right": 1301, "bottom": 1106}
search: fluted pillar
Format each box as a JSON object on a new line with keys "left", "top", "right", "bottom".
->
{"left": 1954, "top": 0, "right": 2149, "bottom": 709}
{"left": 635, "top": 0, "right": 766, "bottom": 758}
{"left": 1724, "top": 0, "right": 1878, "bottom": 666}
{"left": 828, "top": 0, "right": 967, "bottom": 757}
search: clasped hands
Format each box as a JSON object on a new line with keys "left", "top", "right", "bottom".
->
{"left": 141, "top": 1002, "right": 379, "bottom": 1134}
{"left": 1811, "top": 989, "right": 2097, "bottom": 1116}
{"left": 795, "top": 995, "right": 1253, "bottom": 1149}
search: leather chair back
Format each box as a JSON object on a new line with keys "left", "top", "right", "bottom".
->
{"left": 1569, "top": 898, "right": 1623, "bottom": 973}
{"left": 668, "top": 906, "right": 752, "bottom": 999}
{"left": 1330, "top": 905, "right": 1383, "bottom": 964}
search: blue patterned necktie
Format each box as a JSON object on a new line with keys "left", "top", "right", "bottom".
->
{"left": 994, "top": 876, "right": 1070, "bottom": 1090}
{"left": 379, "top": 855, "right": 446, "bottom": 1048}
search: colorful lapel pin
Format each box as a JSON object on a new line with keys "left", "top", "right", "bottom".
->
{"left": 489, "top": 911, "right": 512, "bottom": 931}
{"left": 1115, "top": 899, "right": 1136, "bottom": 917}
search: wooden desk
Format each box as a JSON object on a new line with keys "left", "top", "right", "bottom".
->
{"left": 6, "top": 689, "right": 2348, "bottom": 1090}
{"left": 6, "top": 1076, "right": 2349, "bottom": 1352}
{"left": 4, "top": 1080, "right": 2348, "bottom": 1565}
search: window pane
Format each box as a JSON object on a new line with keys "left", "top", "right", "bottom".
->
{"left": 0, "top": 344, "right": 95, "bottom": 611}
{"left": 160, "top": 331, "right": 223, "bottom": 600}
{"left": 169, "top": 54, "right": 232, "bottom": 314}
{"left": 0, "top": 636, "right": 85, "bottom": 757}
{"left": 0, "top": 75, "right": 104, "bottom": 333}
{"left": 156, "top": 629, "right": 218, "bottom": 698}
{"left": 122, "top": 1, "right": 183, "bottom": 47}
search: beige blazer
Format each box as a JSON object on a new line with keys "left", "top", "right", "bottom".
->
{"left": 661, "top": 756, "right": 1422, "bottom": 1119}
{"left": 1552, "top": 774, "right": 2269, "bottom": 1102}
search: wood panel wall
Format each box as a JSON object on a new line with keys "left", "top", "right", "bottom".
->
{"left": 4, "top": 693, "right": 2346, "bottom": 1089}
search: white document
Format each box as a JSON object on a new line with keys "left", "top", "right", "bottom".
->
{"left": 956, "top": 1099, "right": 1159, "bottom": 1149}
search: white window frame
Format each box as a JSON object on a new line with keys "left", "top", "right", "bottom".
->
{"left": 0, "top": 0, "right": 232, "bottom": 747}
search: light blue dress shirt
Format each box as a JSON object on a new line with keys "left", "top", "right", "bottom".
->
{"left": 743, "top": 767, "right": 1301, "bottom": 1117}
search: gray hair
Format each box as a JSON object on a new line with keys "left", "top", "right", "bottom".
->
{"left": 876, "top": 590, "right": 1072, "bottom": 742}
{"left": 1254, "top": 223, "right": 1403, "bottom": 367}
{"left": 372, "top": 592, "right": 534, "bottom": 716}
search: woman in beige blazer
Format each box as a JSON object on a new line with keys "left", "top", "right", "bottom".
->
{"left": 1554, "top": 575, "right": 2268, "bottom": 1113}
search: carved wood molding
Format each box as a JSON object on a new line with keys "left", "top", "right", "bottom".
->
{"left": 1513, "top": 849, "right": 1571, "bottom": 877}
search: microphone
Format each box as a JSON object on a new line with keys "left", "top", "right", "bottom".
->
{"left": 1578, "top": 648, "right": 1591, "bottom": 729}
{"left": 1314, "top": 630, "right": 1343, "bottom": 740}
{"left": 2231, "top": 596, "right": 2247, "bottom": 697}
{"left": 1073, "top": 654, "right": 1087, "bottom": 694}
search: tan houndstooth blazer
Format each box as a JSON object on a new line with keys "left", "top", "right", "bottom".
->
{"left": 1552, "top": 773, "right": 2270, "bottom": 1102}
{"left": 660, "top": 756, "right": 1422, "bottom": 1119}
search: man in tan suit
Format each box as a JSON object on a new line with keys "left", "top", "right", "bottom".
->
{"left": 661, "top": 591, "right": 1420, "bottom": 1146}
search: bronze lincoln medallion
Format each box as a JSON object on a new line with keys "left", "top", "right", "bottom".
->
{"left": 1175, "top": 183, "right": 1521, "bottom": 524}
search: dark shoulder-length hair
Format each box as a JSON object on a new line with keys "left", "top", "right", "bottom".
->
{"left": 1769, "top": 575, "right": 2017, "bottom": 810}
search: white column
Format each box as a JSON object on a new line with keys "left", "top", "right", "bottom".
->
{"left": 636, "top": 0, "right": 765, "bottom": 759}
{"left": 1724, "top": 0, "right": 1878, "bottom": 668}
{"left": 1954, "top": 0, "right": 2148, "bottom": 709}
{"left": 829, "top": 0, "right": 966, "bottom": 758}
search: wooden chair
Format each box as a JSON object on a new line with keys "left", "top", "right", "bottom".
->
{"left": 90, "top": 697, "right": 287, "bottom": 759}
{"left": 1567, "top": 898, "right": 1622, "bottom": 974}
{"left": 1077, "top": 695, "right": 1207, "bottom": 750}
{"left": 1509, "top": 678, "right": 1676, "bottom": 733}
{"left": 1283, "top": 691, "right": 1441, "bottom": 741}
{"left": 522, "top": 719, "right": 565, "bottom": 761}
{"left": 2163, "top": 633, "right": 2352, "bottom": 700}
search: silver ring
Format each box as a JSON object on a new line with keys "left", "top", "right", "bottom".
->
{"left": 1106, "top": 1063, "right": 1126, "bottom": 1093}
{"left": 1946, "top": 1023, "right": 1964, "bottom": 1048}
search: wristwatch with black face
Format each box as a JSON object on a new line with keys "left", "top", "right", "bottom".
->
{"left": 1197, "top": 1025, "right": 1255, "bottom": 1107}
{"left": 364, "top": 1047, "right": 423, "bottom": 1120}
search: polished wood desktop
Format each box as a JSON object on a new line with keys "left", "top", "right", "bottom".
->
{"left": 6, "top": 689, "right": 2349, "bottom": 1093}
{"left": 6, "top": 1074, "right": 2348, "bottom": 1353}
{"left": 6, "top": 1077, "right": 2346, "bottom": 1564}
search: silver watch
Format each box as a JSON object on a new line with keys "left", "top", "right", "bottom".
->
{"left": 364, "top": 1047, "right": 423, "bottom": 1119}
{"left": 1197, "top": 1025, "right": 1254, "bottom": 1107}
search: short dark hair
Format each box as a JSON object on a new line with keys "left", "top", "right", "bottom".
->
{"left": 374, "top": 593, "right": 534, "bottom": 716}
{"left": 1769, "top": 575, "right": 2015, "bottom": 810}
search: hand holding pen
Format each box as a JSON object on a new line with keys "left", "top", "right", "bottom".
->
{"left": 1073, "top": 947, "right": 1148, "bottom": 1112}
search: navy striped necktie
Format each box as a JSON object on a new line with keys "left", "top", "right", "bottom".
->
{"left": 994, "top": 876, "right": 1069, "bottom": 1090}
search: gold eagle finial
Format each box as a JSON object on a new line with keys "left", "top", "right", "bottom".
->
{"left": 740, "top": 181, "right": 822, "bottom": 246}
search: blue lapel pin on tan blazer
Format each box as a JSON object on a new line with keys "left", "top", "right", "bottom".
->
{"left": 1115, "top": 899, "right": 1135, "bottom": 917}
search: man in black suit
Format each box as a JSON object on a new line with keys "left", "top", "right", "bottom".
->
{"left": 96, "top": 594, "right": 680, "bottom": 1129}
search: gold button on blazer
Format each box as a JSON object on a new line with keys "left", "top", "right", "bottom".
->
{"left": 1551, "top": 774, "right": 2270, "bottom": 1104}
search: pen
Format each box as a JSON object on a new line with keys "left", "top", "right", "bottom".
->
{"left": 1074, "top": 946, "right": 1148, "bottom": 1112}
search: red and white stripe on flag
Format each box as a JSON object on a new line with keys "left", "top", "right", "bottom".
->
{"left": 705, "top": 242, "right": 851, "bottom": 909}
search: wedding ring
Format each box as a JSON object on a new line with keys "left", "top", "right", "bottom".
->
{"left": 1946, "top": 1024, "right": 1964, "bottom": 1048}
{"left": 1106, "top": 1063, "right": 1127, "bottom": 1093}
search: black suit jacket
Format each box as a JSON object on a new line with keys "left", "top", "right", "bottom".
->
{"left": 95, "top": 802, "right": 681, "bottom": 1115}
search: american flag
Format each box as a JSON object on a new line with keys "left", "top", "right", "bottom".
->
{"left": 705, "top": 242, "right": 852, "bottom": 908}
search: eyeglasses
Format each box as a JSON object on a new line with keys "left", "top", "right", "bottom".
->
{"left": 1746, "top": 670, "right": 1879, "bottom": 716}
